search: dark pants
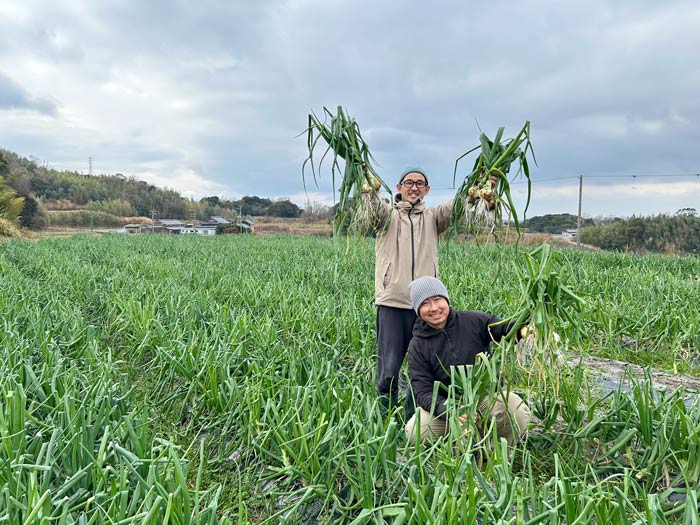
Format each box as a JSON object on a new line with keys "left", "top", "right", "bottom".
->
{"left": 376, "top": 305, "right": 416, "bottom": 407}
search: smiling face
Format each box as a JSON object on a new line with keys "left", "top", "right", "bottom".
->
{"left": 418, "top": 295, "right": 450, "bottom": 330}
{"left": 396, "top": 172, "right": 430, "bottom": 204}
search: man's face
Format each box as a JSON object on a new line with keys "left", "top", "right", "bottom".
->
{"left": 418, "top": 296, "right": 449, "bottom": 330}
{"left": 396, "top": 172, "right": 429, "bottom": 204}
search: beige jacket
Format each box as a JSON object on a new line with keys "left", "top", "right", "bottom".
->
{"left": 364, "top": 193, "right": 453, "bottom": 309}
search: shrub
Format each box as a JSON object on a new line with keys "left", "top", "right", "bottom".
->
{"left": 47, "top": 210, "right": 123, "bottom": 228}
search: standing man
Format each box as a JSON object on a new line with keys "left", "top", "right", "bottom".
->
{"left": 362, "top": 167, "right": 455, "bottom": 410}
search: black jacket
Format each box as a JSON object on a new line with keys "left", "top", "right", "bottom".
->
{"left": 407, "top": 308, "right": 516, "bottom": 418}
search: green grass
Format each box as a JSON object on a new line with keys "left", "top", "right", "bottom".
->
{"left": 1, "top": 235, "right": 699, "bottom": 523}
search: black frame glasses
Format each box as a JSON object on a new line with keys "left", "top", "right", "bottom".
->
{"left": 401, "top": 180, "right": 427, "bottom": 188}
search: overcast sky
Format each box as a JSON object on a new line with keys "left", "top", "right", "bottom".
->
{"left": 1, "top": 0, "right": 699, "bottom": 218}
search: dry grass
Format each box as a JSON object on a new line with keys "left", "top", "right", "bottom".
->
{"left": 0, "top": 218, "right": 22, "bottom": 238}
{"left": 254, "top": 217, "right": 332, "bottom": 236}
{"left": 121, "top": 216, "right": 153, "bottom": 224}
{"left": 463, "top": 229, "right": 587, "bottom": 249}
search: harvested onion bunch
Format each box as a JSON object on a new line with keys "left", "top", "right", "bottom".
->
{"left": 504, "top": 243, "right": 586, "bottom": 397}
{"left": 451, "top": 122, "right": 535, "bottom": 238}
{"left": 302, "top": 106, "right": 390, "bottom": 236}
{"left": 506, "top": 243, "right": 585, "bottom": 345}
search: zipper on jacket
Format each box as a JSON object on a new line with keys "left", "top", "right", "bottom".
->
{"left": 408, "top": 206, "right": 415, "bottom": 279}
{"left": 443, "top": 329, "right": 454, "bottom": 353}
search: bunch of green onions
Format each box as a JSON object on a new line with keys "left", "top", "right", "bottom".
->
{"left": 451, "top": 122, "right": 535, "bottom": 239}
{"left": 504, "top": 243, "right": 586, "bottom": 395}
{"left": 303, "top": 106, "right": 391, "bottom": 236}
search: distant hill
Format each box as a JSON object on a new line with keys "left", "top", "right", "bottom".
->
{"left": 524, "top": 213, "right": 595, "bottom": 233}
{"left": 0, "top": 148, "right": 302, "bottom": 230}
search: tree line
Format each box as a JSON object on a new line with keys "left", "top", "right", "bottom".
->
{"left": 0, "top": 151, "right": 25, "bottom": 237}
{"left": 523, "top": 213, "right": 595, "bottom": 233}
{"left": 580, "top": 210, "right": 700, "bottom": 255}
{"left": 5, "top": 146, "right": 698, "bottom": 254}
{"left": 199, "top": 195, "right": 302, "bottom": 218}
{"left": 0, "top": 148, "right": 302, "bottom": 231}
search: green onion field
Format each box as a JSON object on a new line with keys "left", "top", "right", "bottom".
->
{"left": 1, "top": 234, "right": 700, "bottom": 523}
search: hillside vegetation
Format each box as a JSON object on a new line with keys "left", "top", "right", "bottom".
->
{"left": 0, "top": 152, "right": 25, "bottom": 236}
{"left": 580, "top": 212, "right": 700, "bottom": 255}
{"left": 0, "top": 148, "right": 303, "bottom": 231}
{"left": 524, "top": 213, "right": 595, "bottom": 233}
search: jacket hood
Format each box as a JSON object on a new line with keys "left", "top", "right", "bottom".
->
{"left": 394, "top": 195, "right": 426, "bottom": 213}
{"left": 412, "top": 307, "right": 456, "bottom": 338}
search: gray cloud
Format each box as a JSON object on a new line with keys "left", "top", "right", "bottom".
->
{"left": 0, "top": 72, "right": 57, "bottom": 114}
{"left": 1, "top": 0, "right": 698, "bottom": 216}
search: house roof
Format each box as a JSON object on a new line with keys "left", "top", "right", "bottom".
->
{"left": 156, "top": 219, "right": 185, "bottom": 226}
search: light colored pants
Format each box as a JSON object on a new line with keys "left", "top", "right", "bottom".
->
{"left": 405, "top": 392, "right": 531, "bottom": 445}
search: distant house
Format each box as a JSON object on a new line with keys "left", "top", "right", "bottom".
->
{"left": 155, "top": 219, "right": 185, "bottom": 228}
{"left": 561, "top": 229, "right": 578, "bottom": 240}
{"left": 231, "top": 219, "right": 255, "bottom": 234}
{"left": 200, "top": 216, "right": 231, "bottom": 228}
{"left": 123, "top": 223, "right": 144, "bottom": 235}
{"left": 151, "top": 219, "right": 187, "bottom": 234}
{"left": 148, "top": 218, "right": 219, "bottom": 236}
{"left": 218, "top": 220, "right": 254, "bottom": 235}
{"left": 195, "top": 227, "right": 216, "bottom": 236}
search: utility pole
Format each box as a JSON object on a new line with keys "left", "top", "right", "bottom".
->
{"left": 577, "top": 175, "right": 583, "bottom": 248}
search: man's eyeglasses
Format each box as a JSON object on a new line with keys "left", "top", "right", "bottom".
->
{"left": 401, "top": 180, "right": 427, "bottom": 188}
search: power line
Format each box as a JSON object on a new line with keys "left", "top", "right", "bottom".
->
{"left": 432, "top": 176, "right": 571, "bottom": 190}
{"left": 431, "top": 172, "right": 700, "bottom": 190}
{"left": 582, "top": 172, "right": 700, "bottom": 179}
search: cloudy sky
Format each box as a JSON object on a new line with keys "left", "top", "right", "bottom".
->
{"left": 1, "top": 0, "right": 699, "bottom": 218}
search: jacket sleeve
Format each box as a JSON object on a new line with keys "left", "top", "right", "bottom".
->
{"left": 431, "top": 198, "right": 454, "bottom": 234}
{"left": 431, "top": 195, "right": 471, "bottom": 234}
{"left": 408, "top": 340, "right": 447, "bottom": 418}
{"left": 360, "top": 191, "right": 391, "bottom": 231}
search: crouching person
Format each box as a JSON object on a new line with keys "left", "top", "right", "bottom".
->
{"left": 404, "top": 276, "right": 530, "bottom": 445}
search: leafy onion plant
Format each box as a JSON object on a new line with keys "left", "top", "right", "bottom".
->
{"left": 303, "top": 106, "right": 391, "bottom": 236}
{"left": 452, "top": 122, "right": 535, "bottom": 240}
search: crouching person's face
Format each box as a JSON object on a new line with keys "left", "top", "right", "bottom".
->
{"left": 418, "top": 296, "right": 449, "bottom": 330}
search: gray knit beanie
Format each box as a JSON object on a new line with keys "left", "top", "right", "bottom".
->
{"left": 399, "top": 166, "right": 429, "bottom": 185}
{"left": 409, "top": 276, "right": 449, "bottom": 313}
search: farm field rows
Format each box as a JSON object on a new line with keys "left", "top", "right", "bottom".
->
{"left": 1, "top": 235, "right": 700, "bottom": 523}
